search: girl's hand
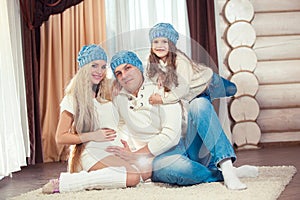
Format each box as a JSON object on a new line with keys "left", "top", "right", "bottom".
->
{"left": 80, "top": 128, "right": 116, "bottom": 142}
{"left": 157, "top": 75, "right": 164, "bottom": 89}
{"left": 149, "top": 93, "right": 163, "bottom": 105}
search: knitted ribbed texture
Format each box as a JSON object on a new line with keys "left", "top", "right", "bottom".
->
{"left": 149, "top": 23, "right": 179, "bottom": 45}
{"left": 77, "top": 44, "right": 107, "bottom": 68}
{"left": 110, "top": 50, "right": 143, "bottom": 75}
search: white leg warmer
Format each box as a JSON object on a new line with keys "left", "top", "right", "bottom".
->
{"left": 59, "top": 167, "right": 127, "bottom": 193}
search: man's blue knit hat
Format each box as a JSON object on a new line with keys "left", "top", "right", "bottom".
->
{"left": 149, "top": 23, "right": 179, "bottom": 45}
{"left": 77, "top": 44, "right": 107, "bottom": 68}
{"left": 110, "top": 50, "right": 143, "bottom": 76}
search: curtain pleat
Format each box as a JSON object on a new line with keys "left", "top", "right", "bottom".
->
{"left": 0, "top": 0, "right": 30, "bottom": 177}
{"left": 34, "top": 0, "right": 84, "bottom": 27}
{"left": 20, "top": 1, "right": 44, "bottom": 164}
{"left": 186, "top": 0, "right": 234, "bottom": 140}
{"left": 20, "top": 0, "right": 85, "bottom": 164}
{"left": 186, "top": 0, "right": 218, "bottom": 69}
{"left": 40, "top": 0, "right": 107, "bottom": 162}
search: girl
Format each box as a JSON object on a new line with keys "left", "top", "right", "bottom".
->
{"left": 147, "top": 23, "right": 236, "bottom": 105}
{"left": 42, "top": 44, "right": 151, "bottom": 194}
{"left": 147, "top": 23, "right": 255, "bottom": 190}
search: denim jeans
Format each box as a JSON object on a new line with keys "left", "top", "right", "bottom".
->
{"left": 152, "top": 97, "right": 236, "bottom": 186}
{"left": 199, "top": 72, "right": 237, "bottom": 101}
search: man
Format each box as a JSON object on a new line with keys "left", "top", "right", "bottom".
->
{"left": 108, "top": 50, "right": 182, "bottom": 164}
{"left": 108, "top": 50, "right": 258, "bottom": 190}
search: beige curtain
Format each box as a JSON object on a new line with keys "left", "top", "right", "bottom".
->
{"left": 39, "top": 0, "right": 106, "bottom": 162}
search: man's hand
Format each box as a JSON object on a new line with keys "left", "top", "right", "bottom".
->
{"left": 149, "top": 93, "right": 163, "bottom": 105}
{"left": 106, "top": 140, "right": 151, "bottom": 166}
{"left": 106, "top": 140, "right": 137, "bottom": 164}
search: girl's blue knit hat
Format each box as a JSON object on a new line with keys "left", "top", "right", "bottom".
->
{"left": 110, "top": 50, "right": 143, "bottom": 75}
{"left": 77, "top": 44, "right": 107, "bottom": 68}
{"left": 149, "top": 23, "right": 179, "bottom": 45}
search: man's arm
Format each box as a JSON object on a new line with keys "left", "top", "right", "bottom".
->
{"left": 146, "top": 103, "right": 182, "bottom": 156}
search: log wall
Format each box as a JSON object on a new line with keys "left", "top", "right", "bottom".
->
{"left": 216, "top": 0, "right": 300, "bottom": 147}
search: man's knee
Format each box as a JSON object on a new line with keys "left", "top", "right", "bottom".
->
{"left": 189, "top": 98, "right": 212, "bottom": 121}
{"left": 190, "top": 97, "right": 211, "bottom": 111}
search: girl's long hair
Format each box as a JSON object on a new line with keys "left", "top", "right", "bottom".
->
{"left": 147, "top": 41, "right": 178, "bottom": 92}
{"left": 147, "top": 41, "right": 202, "bottom": 91}
{"left": 66, "top": 63, "right": 112, "bottom": 173}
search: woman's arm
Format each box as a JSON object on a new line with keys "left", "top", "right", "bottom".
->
{"left": 56, "top": 111, "right": 116, "bottom": 145}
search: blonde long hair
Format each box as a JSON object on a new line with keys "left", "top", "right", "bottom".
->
{"left": 66, "top": 63, "right": 112, "bottom": 173}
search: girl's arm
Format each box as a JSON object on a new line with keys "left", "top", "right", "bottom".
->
{"left": 56, "top": 111, "right": 116, "bottom": 145}
{"left": 158, "top": 57, "right": 212, "bottom": 104}
{"left": 153, "top": 57, "right": 192, "bottom": 104}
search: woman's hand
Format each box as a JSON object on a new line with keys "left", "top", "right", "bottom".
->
{"left": 80, "top": 128, "right": 116, "bottom": 143}
{"left": 112, "top": 80, "right": 122, "bottom": 96}
{"left": 149, "top": 93, "right": 163, "bottom": 105}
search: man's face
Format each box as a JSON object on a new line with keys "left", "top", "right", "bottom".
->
{"left": 114, "top": 63, "right": 143, "bottom": 96}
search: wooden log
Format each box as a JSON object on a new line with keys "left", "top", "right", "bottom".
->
{"left": 236, "top": 145, "right": 260, "bottom": 150}
{"left": 232, "top": 122, "right": 261, "bottom": 146}
{"left": 226, "top": 22, "right": 256, "bottom": 48}
{"left": 253, "top": 12, "right": 300, "bottom": 36}
{"left": 217, "top": 0, "right": 228, "bottom": 12}
{"left": 257, "top": 108, "right": 300, "bottom": 132}
{"left": 260, "top": 131, "right": 300, "bottom": 143}
{"left": 230, "top": 96, "right": 260, "bottom": 122}
{"left": 250, "top": 0, "right": 300, "bottom": 12}
{"left": 218, "top": 15, "right": 229, "bottom": 36}
{"left": 256, "top": 84, "right": 300, "bottom": 109}
{"left": 231, "top": 72, "right": 259, "bottom": 97}
{"left": 220, "top": 39, "right": 231, "bottom": 62}
{"left": 224, "top": 0, "right": 254, "bottom": 23}
{"left": 254, "top": 35, "right": 300, "bottom": 61}
{"left": 228, "top": 47, "right": 257, "bottom": 73}
{"left": 254, "top": 60, "right": 300, "bottom": 84}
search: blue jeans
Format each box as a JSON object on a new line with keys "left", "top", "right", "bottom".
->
{"left": 199, "top": 72, "right": 237, "bottom": 101}
{"left": 151, "top": 97, "right": 236, "bottom": 186}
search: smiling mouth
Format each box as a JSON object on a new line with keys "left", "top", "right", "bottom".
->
{"left": 155, "top": 48, "right": 165, "bottom": 51}
{"left": 124, "top": 79, "right": 133, "bottom": 84}
{"left": 93, "top": 74, "right": 102, "bottom": 79}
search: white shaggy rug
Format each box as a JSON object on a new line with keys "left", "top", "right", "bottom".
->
{"left": 10, "top": 166, "right": 297, "bottom": 200}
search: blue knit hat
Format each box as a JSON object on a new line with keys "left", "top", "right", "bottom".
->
{"left": 110, "top": 50, "right": 143, "bottom": 76}
{"left": 149, "top": 23, "right": 179, "bottom": 45}
{"left": 77, "top": 44, "right": 107, "bottom": 68}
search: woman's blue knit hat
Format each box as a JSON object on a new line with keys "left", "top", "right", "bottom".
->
{"left": 149, "top": 23, "right": 179, "bottom": 45}
{"left": 110, "top": 50, "right": 143, "bottom": 75}
{"left": 77, "top": 44, "right": 107, "bottom": 68}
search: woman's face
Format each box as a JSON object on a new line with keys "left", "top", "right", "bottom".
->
{"left": 90, "top": 60, "right": 107, "bottom": 84}
{"left": 151, "top": 37, "right": 169, "bottom": 61}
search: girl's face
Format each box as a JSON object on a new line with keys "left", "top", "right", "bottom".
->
{"left": 90, "top": 60, "right": 107, "bottom": 84}
{"left": 151, "top": 37, "right": 169, "bottom": 61}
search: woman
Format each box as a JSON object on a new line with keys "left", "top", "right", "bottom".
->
{"left": 42, "top": 44, "right": 150, "bottom": 194}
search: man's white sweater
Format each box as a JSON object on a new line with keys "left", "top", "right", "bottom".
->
{"left": 113, "top": 81, "right": 182, "bottom": 156}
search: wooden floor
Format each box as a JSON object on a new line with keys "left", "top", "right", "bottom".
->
{"left": 0, "top": 144, "right": 299, "bottom": 200}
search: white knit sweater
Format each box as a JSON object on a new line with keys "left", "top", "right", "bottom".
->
{"left": 113, "top": 81, "right": 182, "bottom": 156}
{"left": 148, "top": 51, "right": 213, "bottom": 104}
